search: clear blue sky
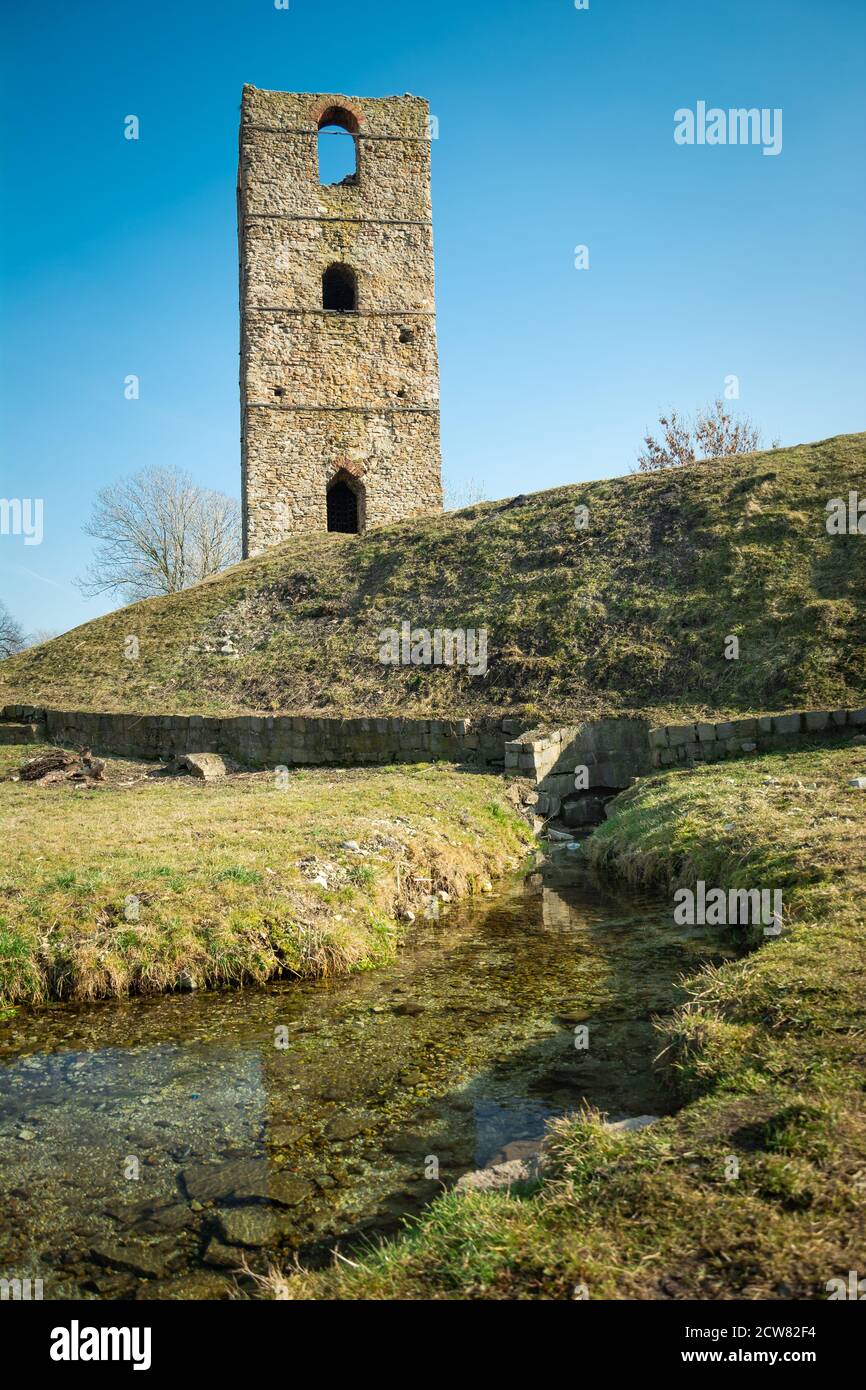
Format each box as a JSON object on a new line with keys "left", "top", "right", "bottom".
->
{"left": 1, "top": 0, "right": 864, "bottom": 637}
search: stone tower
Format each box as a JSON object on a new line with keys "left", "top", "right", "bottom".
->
{"left": 238, "top": 87, "right": 443, "bottom": 557}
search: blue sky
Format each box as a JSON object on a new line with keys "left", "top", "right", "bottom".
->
{"left": 1, "top": 0, "right": 864, "bottom": 637}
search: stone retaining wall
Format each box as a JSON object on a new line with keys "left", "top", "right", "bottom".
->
{"left": 506, "top": 706, "right": 866, "bottom": 817}
{"left": 1, "top": 705, "right": 522, "bottom": 771}
{"left": 5, "top": 703, "right": 864, "bottom": 788}
{"left": 648, "top": 707, "right": 866, "bottom": 767}
{"left": 506, "top": 719, "right": 652, "bottom": 794}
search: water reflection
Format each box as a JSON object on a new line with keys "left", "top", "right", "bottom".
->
{"left": 0, "top": 858, "right": 738, "bottom": 1299}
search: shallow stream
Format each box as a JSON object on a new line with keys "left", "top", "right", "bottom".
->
{"left": 0, "top": 850, "right": 739, "bottom": 1299}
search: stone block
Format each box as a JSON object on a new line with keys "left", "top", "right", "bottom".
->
{"left": 179, "top": 753, "right": 226, "bottom": 781}
{"left": 804, "top": 710, "right": 830, "bottom": 732}
{"left": 594, "top": 759, "right": 638, "bottom": 788}
{"left": 667, "top": 724, "right": 695, "bottom": 746}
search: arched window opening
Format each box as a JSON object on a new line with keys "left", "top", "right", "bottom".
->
{"left": 322, "top": 263, "right": 357, "bottom": 312}
{"left": 327, "top": 477, "right": 361, "bottom": 534}
{"left": 317, "top": 106, "right": 359, "bottom": 186}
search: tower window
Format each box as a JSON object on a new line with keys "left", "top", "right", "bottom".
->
{"left": 322, "top": 263, "right": 357, "bottom": 312}
{"left": 317, "top": 106, "right": 359, "bottom": 186}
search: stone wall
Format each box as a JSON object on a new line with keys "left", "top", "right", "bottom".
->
{"left": 505, "top": 719, "right": 652, "bottom": 814}
{"left": 8, "top": 702, "right": 861, "bottom": 793}
{"left": 507, "top": 707, "right": 866, "bottom": 816}
{"left": 239, "top": 88, "right": 443, "bottom": 556}
{"left": 2, "top": 706, "right": 522, "bottom": 772}
{"left": 505, "top": 718, "right": 653, "bottom": 786}
{"left": 647, "top": 707, "right": 866, "bottom": 766}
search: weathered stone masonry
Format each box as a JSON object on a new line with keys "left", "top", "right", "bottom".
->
{"left": 239, "top": 88, "right": 443, "bottom": 555}
{"left": 505, "top": 707, "right": 866, "bottom": 817}
{"left": 3, "top": 705, "right": 862, "bottom": 797}
{"left": 2, "top": 707, "right": 522, "bottom": 771}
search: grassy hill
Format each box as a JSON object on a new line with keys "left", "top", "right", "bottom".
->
{"left": 2, "top": 432, "right": 864, "bottom": 721}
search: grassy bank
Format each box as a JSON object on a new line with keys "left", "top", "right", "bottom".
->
{"left": 278, "top": 740, "right": 866, "bottom": 1299}
{"left": 1, "top": 433, "right": 864, "bottom": 721}
{"left": 0, "top": 743, "right": 531, "bottom": 1007}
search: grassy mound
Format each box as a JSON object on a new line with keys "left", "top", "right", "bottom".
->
{"left": 277, "top": 738, "right": 866, "bottom": 1300}
{"left": 1, "top": 433, "right": 864, "bottom": 720}
{"left": 0, "top": 744, "right": 531, "bottom": 1007}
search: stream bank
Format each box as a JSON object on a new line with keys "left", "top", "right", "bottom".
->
{"left": 0, "top": 847, "right": 739, "bottom": 1300}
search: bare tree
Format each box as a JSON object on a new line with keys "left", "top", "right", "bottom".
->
{"left": 77, "top": 466, "right": 241, "bottom": 602}
{"left": 0, "top": 600, "right": 26, "bottom": 660}
{"left": 443, "top": 474, "right": 491, "bottom": 511}
{"left": 637, "top": 400, "right": 778, "bottom": 472}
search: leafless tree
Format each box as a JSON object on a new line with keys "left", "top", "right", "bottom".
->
{"left": 443, "top": 474, "right": 491, "bottom": 511}
{"left": 77, "top": 466, "right": 241, "bottom": 602}
{"left": 0, "top": 600, "right": 26, "bottom": 660}
{"left": 637, "top": 400, "right": 778, "bottom": 472}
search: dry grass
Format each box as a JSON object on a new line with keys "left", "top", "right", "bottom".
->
{"left": 1, "top": 433, "right": 864, "bottom": 721}
{"left": 274, "top": 740, "right": 866, "bottom": 1300}
{"left": 0, "top": 743, "right": 532, "bottom": 1006}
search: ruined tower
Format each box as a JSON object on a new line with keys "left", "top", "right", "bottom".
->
{"left": 238, "top": 87, "right": 443, "bottom": 556}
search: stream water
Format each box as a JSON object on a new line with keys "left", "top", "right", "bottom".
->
{"left": 0, "top": 849, "right": 739, "bottom": 1300}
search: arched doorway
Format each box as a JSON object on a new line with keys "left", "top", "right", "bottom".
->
{"left": 327, "top": 478, "right": 360, "bottom": 533}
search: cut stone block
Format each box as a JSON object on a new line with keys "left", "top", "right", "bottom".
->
{"left": 179, "top": 752, "right": 227, "bottom": 781}
{"left": 0, "top": 722, "right": 42, "bottom": 745}
{"left": 667, "top": 724, "right": 695, "bottom": 747}
{"left": 805, "top": 711, "right": 830, "bottom": 732}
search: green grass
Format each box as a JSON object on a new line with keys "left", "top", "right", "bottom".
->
{"left": 0, "top": 744, "right": 532, "bottom": 1006}
{"left": 1, "top": 433, "right": 864, "bottom": 720}
{"left": 276, "top": 741, "right": 866, "bottom": 1300}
